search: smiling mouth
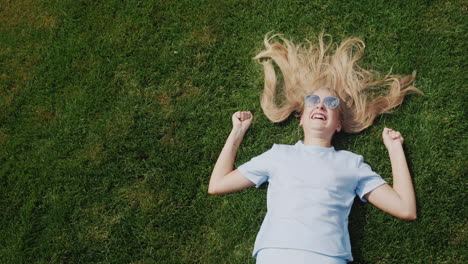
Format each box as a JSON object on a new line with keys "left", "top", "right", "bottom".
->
{"left": 311, "top": 113, "right": 327, "bottom": 121}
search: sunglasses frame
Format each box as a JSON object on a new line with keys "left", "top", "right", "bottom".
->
{"left": 304, "top": 94, "right": 340, "bottom": 109}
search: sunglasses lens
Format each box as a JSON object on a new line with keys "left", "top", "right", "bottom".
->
{"left": 323, "top": 97, "right": 339, "bottom": 109}
{"left": 305, "top": 94, "right": 340, "bottom": 109}
{"left": 305, "top": 95, "right": 320, "bottom": 106}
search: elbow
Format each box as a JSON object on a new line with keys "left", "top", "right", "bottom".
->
{"left": 405, "top": 213, "right": 417, "bottom": 221}
{"left": 207, "top": 185, "right": 219, "bottom": 195}
{"left": 207, "top": 176, "right": 217, "bottom": 195}
{"left": 399, "top": 211, "right": 417, "bottom": 221}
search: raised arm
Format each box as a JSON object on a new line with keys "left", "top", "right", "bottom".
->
{"left": 208, "top": 111, "right": 256, "bottom": 195}
{"left": 364, "top": 128, "right": 417, "bottom": 221}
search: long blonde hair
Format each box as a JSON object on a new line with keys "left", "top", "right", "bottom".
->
{"left": 254, "top": 33, "right": 423, "bottom": 133}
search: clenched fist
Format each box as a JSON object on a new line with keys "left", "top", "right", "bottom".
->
{"left": 382, "top": 127, "right": 404, "bottom": 151}
{"left": 232, "top": 111, "right": 253, "bottom": 133}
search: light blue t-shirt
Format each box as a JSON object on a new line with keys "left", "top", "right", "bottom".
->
{"left": 237, "top": 141, "right": 387, "bottom": 262}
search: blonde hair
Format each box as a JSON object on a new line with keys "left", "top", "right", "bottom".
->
{"left": 254, "top": 33, "right": 423, "bottom": 133}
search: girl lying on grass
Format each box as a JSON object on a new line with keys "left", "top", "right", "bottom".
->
{"left": 208, "top": 33, "right": 421, "bottom": 264}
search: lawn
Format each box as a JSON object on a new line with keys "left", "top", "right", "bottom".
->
{"left": 0, "top": 0, "right": 466, "bottom": 263}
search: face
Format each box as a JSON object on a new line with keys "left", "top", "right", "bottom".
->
{"left": 299, "top": 88, "right": 342, "bottom": 135}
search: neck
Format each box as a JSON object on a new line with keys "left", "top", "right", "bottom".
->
{"left": 303, "top": 133, "right": 332, "bottom": 147}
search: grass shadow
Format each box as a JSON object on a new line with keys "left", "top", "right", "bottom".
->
{"left": 348, "top": 198, "right": 369, "bottom": 264}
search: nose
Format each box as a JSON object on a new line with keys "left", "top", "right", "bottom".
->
{"left": 315, "top": 101, "right": 326, "bottom": 110}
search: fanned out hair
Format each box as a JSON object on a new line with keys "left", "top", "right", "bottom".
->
{"left": 254, "top": 33, "right": 423, "bottom": 133}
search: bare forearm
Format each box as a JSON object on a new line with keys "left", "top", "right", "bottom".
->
{"left": 209, "top": 128, "right": 246, "bottom": 188}
{"left": 388, "top": 144, "right": 416, "bottom": 217}
{"left": 368, "top": 128, "right": 417, "bottom": 220}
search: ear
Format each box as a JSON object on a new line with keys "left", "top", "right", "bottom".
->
{"left": 336, "top": 121, "right": 342, "bottom": 133}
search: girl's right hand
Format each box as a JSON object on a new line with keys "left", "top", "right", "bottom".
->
{"left": 232, "top": 111, "right": 253, "bottom": 133}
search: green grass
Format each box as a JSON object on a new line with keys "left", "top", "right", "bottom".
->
{"left": 0, "top": 0, "right": 466, "bottom": 263}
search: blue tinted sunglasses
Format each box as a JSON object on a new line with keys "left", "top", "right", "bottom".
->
{"left": 304, "top": 94, "right": 340, "bottom": 109}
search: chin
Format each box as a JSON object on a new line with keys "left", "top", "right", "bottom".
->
{"left": 304, "top": 125, "right": 334, "bottom": 134}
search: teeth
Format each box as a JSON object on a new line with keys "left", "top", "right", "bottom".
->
{"left": 312, "top": 114, "right": 326, "bottom": 120}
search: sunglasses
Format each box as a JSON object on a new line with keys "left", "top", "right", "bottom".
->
{"left": 304, "top": 94, "right": 340, "bottom": 109}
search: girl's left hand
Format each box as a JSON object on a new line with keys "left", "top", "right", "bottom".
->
{"left": 382, "top": 127, "right": 404, "bottom": 150}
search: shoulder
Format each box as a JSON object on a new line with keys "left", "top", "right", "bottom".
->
{"left": 334, "top": 149, "right": 363, "bottom": 167}
{"left": 256, "top": 143, "right": 297, "bottom": 160}
{"left": 335, "top": 149, "right": 360, "bottom": 158}
{"left": 271, "top": 144, "right": 295, "bottom": 152}
{"left": 270, "top": 143, "right": 297, "bottom": 154}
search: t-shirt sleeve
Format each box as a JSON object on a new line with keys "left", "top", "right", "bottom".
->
{"left": 355, "top": 155, "right": 387, "bottom": 202}
{"left": 237, "top": 146, "right": 275, "bottom": 188}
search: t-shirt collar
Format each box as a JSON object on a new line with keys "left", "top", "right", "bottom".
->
{"left": 296, "top": 140, "right": 335, "bottom": 152}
